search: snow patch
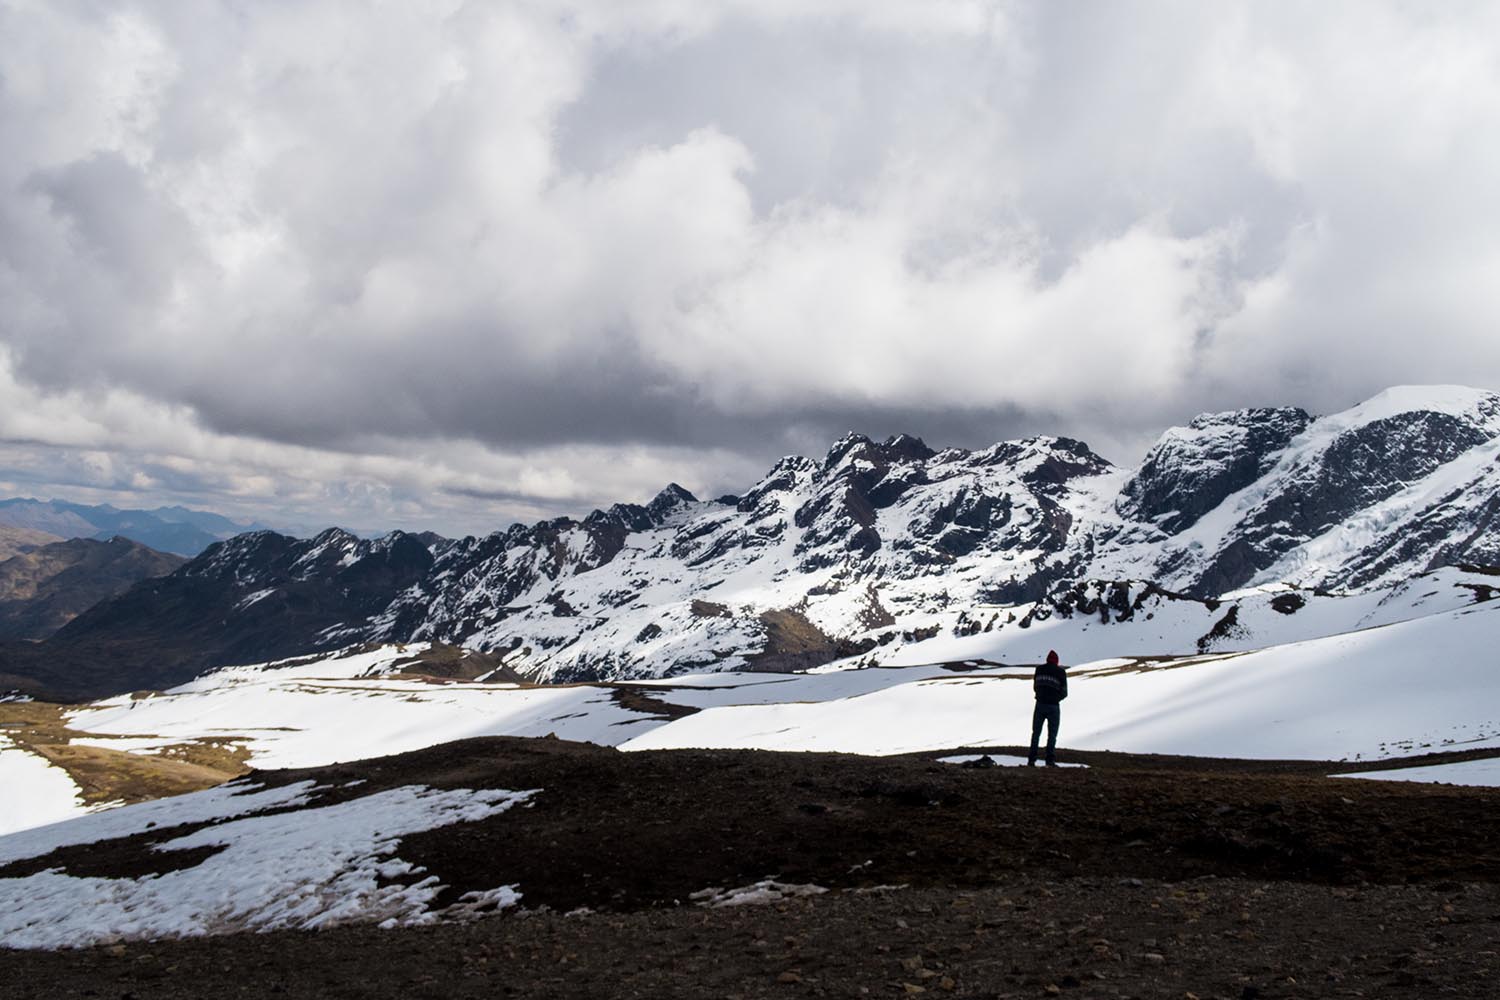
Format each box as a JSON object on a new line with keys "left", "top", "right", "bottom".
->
{"left": 67, "top": 736, "right": 180, "bottom": 754}
{"left": 0, "top": 779, "right": 320, "bottom": 866}
{"left": 1336, "top": 757, "right": 1500, "bottom": 788}
{"left": 0, "top": 784, "right": 536, "bottom": 948}
{"left": 0, "top": 736, "right": 85, "bottom": 837}
{"left": 690, "top": 879, "right": 828, "bottom": 908}
{"left": 68, "top": 667, "right": 659, "bottom": 774}
{"left": 234, "top": 587, "right": 278, "bottom": 611}
{"left": 936, "top": 754, "right": 1087, "bottom": 769}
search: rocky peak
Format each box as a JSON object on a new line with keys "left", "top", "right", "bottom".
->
{"left": 646, "top": 483, "right": 698, "bottom": 521}
{"left": 822, "top": 433, "right": 935, "bottom": 475}
{"left": 1015, "top": 437, "right": 1115, "bottom": 490}
{"left": 410, "top": 530, "right": 451, "bottom": 551}
{"left": 822, "top": 432, "right": 873, "bottom": 471}
{"left": 878, "top": 434, "right": 937, "bottom": 464}
{"left": 590, "top": 504, "right": 654, "bottom": 534}
{"left": 1120, "top": 407, "right": 1314, "bottom": 534}
{"left": 737, "top": 456, "right": 818, "bottom": 515}
{"left": 565, "top": 485, "right": 703, "bottom": 569}
{"left": 331, "top": 532, "right": 435, "bottom": 607}
{"left": 291, "top": 528, "right": 364, "bottom": 579}
{"left": 181, "top": 530, "right": 296, "bottom": 582}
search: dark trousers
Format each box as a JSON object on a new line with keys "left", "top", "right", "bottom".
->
{"left": 1029, "top": 702, "right": 1060, "bottom": 765}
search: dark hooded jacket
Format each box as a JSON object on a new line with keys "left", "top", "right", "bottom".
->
{"left": 1033, "top": 651, "right": 1068, "bottom": 706}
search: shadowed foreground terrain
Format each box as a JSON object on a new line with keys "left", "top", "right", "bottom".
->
{"left": 4, "top": 737, "right": 1499, "bottom": 998}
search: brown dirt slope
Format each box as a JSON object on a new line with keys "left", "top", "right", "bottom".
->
{"left": 0, "top": 536, "right": 186, "bottom": 640}
{"left": 0, "top": 700, "right": 248, "bottom": 806}
{"left": 0, "top": 525, "right": 62, "bottom": 562}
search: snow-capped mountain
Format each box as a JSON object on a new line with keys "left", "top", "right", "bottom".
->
{"left": 1099, "top": 385, "right": 1500, "bottom": 594}
{"left": 6, "top": 385, "right": 1499, "bottom": 697}
{"left": 359, "top": 431, "right": 1116, "bottom": 683}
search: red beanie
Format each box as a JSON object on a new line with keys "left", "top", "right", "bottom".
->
{"left": 1046, "top": 650, "right": 1059, "bottom": 665}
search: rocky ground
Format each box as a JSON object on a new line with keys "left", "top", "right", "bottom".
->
{"left": 4, "top": 737, "right": 1500, "bottom": 998}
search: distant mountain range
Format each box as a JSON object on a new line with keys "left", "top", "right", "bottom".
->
{"left": 3, "top": 384, "right": 1499, "bottom": 700}
{"left": 0, "top": 499, "right": 267, "bottom": 557}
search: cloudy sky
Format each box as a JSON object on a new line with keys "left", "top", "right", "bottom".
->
{"left": 2, "top": 1, "right": 1499, "bottom": 537}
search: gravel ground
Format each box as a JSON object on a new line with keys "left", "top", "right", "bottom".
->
{"left": 4, "top": 736, "right": 1499, "bottom": 999}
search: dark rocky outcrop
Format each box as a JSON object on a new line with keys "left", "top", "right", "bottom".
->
{"left": 1119, "top": 407, "right": 1313, "bottom": 533}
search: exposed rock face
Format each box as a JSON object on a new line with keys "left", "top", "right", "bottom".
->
{"left": 5, "top": 385, "right": 1500, "bottom": 699}
{"left": 1102, "top": 387, "right": 1500, "bottom": 597}
{"left": 1119, "top": 407, "right": 1314, "bottom": 533}
{"left": 1188, "top": 410, "right": 1491, "bottom": 595}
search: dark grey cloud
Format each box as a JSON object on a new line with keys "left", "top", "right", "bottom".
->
{"left": 1, "top": 1, "right": 1498, "bottom": 536}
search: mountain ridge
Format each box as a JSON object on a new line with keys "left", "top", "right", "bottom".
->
{"left": 4, "top": 384, "right": 1499, "bottom": 699}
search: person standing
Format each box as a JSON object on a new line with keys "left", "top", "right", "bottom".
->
{"left": 1028, "top": 649, "right": 1067, "bottom": 767}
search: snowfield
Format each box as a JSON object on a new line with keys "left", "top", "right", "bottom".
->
{"left": 37, "top": 597, "right": 1500, "bottom": 779}
{"left": 0, "top": 778, "right": 535, "bottom": 949}
{"left": 0, "top": 779, "right": 324, "bottom": 868}
{"left": 66, "top": 646, "right": 660, "bottom": 771}
{"left": 624, "top": 602, "right": 1500, "bottom": 761}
